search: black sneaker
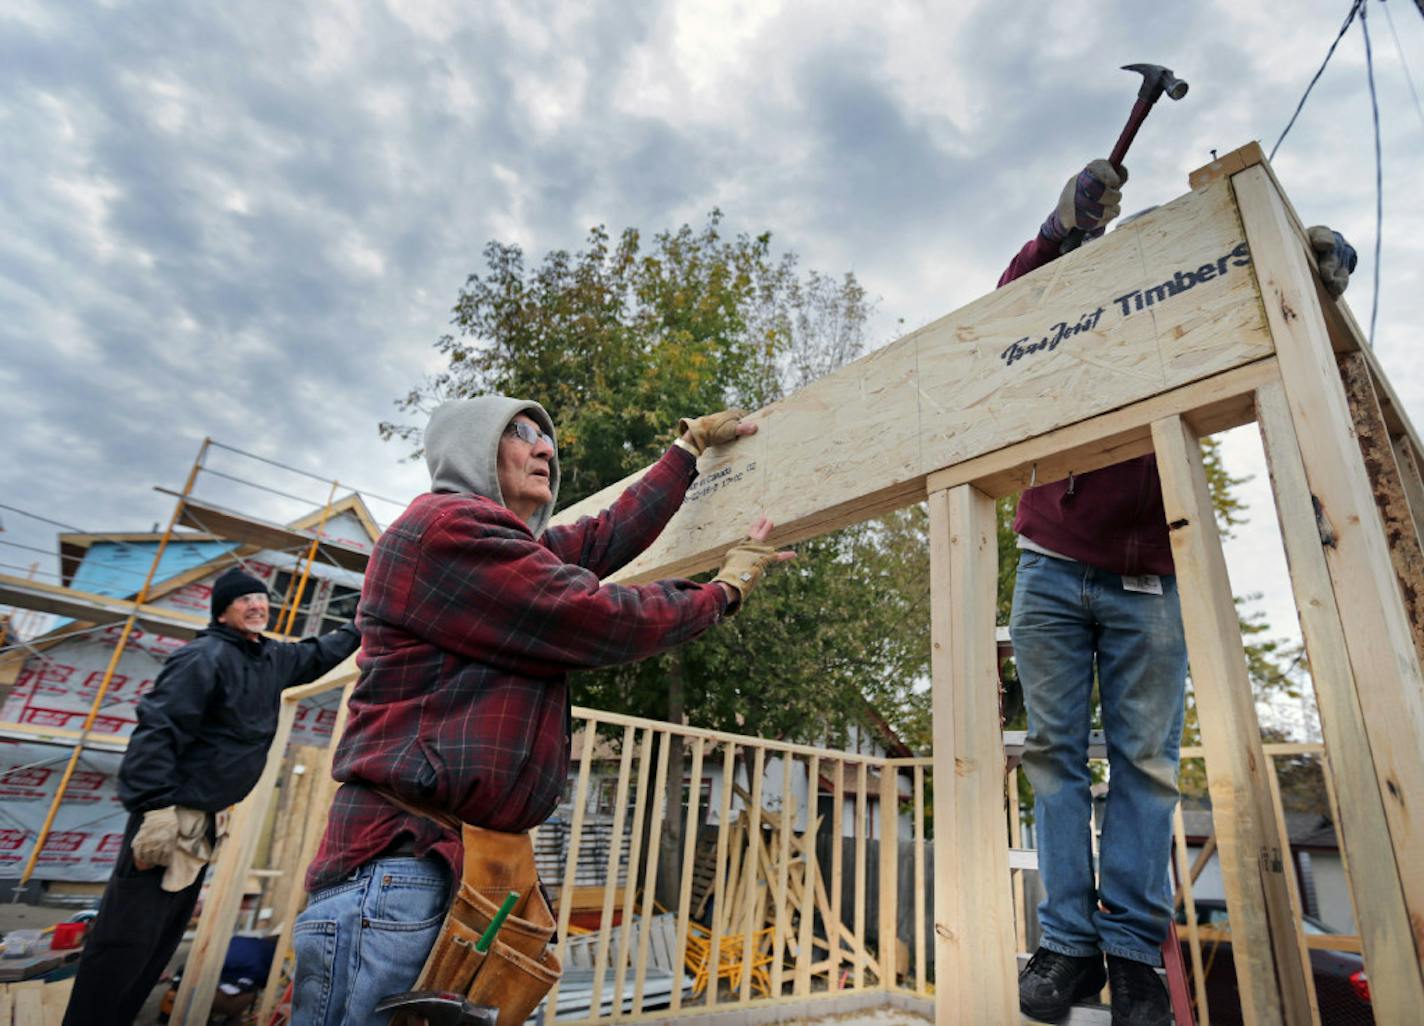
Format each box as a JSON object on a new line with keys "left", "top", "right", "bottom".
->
{"left": 1106, "top": 954, "right": 1172, "bottom": 1026}
{"left": 1019, "top": 947, "right": 1107, "bottom": 1022}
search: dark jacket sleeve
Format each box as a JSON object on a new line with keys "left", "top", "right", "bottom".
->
{"left": 274, "top": 621, "right": 361, "bottom": 688}
{"left": 542, "top": 446, "right": 698, "bottom": 577}
{"left": 117, "top": 645, "right": 216, "bottom": 812}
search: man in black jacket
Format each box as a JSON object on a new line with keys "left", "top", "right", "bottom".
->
{"left": 62, "top": 566, "right": 360, "bottom": 1026}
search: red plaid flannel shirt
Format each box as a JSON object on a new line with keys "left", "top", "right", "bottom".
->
{"left": 306, "top": 445, "right": 727, "bottom": 891}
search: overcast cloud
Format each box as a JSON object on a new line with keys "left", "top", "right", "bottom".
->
{"left": 3, "top": 0, "right": 1422, "bottom": 729}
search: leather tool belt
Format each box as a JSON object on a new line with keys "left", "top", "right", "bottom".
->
{"left": 377, "top": 790, "right": 562, "bottom": 1026}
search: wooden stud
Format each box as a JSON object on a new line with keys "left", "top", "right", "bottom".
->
{"left": 878, "top": 764, "right": 899, "bottom": 987}
{"left": 1390, "top": 436, "right": 1424, "bottom": 543}
{"left": 589, "top": 724, "right": 637, "bottom": 1020}
{"left": 1152, "top": 412, "right": 1313, "bottom": 1026}
{"left": 1338, "top": 352, "right": 1424, "bottom": 667}
{"left": 611, "top": 727, "right": 655, "bottom": 1019}
{"left": 772, "top": 757, "right": 794, "bottom": 996}
{"left": 1254, "top": 379, "right": 1424, "bottom": 1017}
{"left": 795, "top": 754, "right": 820, "bottom": 997}
{"left": 830, "top": 759, "right": 844, "bottom": 992}
{"left": 547, "top": 721, "right": 599, "bottom": 1018}
{"left": 10, "top": 984, "right": 39, "bottom": 1026}
{"left": 707, "top": 743, "right": 736, "bottom": 1008}
{"left": 1263, "top": 755, "right": 1322, "bottom": 1025}
{"left": 1236, "top": 163, "right": 1424, "bottom": 986}
{"left": 254, "top": 676, "right": 357, "bottom": 1024}
{"left": 853, "top": 761, "right": 867, "bottom": 989}
{"left": 632, "top": 730, "right": 672, "bottom": 1015}
{"left": 40, "top": 978, "right": 71, "bottom": 1026}
{"left": 739, "top": 747, "right": 765, "bottom": 1003}
{"left": 928, "top": 484, "right": 1018, "bottom": 1024}
{"left": 1173, "top": 804, "right": 1211, "bottom": 1026}
{"left": 1007, "top": 765, "right": 1026, "bottom": 955}
{"left": 171, "top": 698, "right": 298, "bottom": 1025}
{"left": 668, "top": 736, "right": 705, "bottom": 1014}
{"left": 913, "top": 763, "right": 927, "bottom": 995}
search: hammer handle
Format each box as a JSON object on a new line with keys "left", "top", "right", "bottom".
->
{"left": 1061, "top": 95, "right": 1155, "bottom": 254}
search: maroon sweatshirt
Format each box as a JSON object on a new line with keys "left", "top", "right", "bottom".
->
{"left": 998, "top": 235, "right": 1175, "bottom": 576}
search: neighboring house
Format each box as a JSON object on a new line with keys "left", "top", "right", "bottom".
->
{"left": 1179, "top": 806, "right": 1355, "bottom": 934}
{"left": 0, "top": 496, "right": 379, "bottom": 884}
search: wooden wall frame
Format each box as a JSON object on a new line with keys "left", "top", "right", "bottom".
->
{"left": 175, "top": 142, "right": 1422, "bottom": 1026}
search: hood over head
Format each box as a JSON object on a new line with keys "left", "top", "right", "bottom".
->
{"left": 424, "top": 396, "right": 561, "bottom": 537}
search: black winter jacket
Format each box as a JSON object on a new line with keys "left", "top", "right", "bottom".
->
{"left": 118, "top": 622, "right": 360, "bottom": 812}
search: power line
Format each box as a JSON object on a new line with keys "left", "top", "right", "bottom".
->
{"left": 1271, "top": 0, "right": 1364, "bottom": 160}
{"left": 1383, "top": 0, "right": 1424, "bottom": 132}
{"left": 1362, "top": 0, "right": 1384, "bottom": 344}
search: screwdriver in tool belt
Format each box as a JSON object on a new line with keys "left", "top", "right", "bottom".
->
{"left": 476, "top": 891, "right": 520, "bottom": 953}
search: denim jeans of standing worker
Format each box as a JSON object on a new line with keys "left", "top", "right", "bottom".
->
{"left": 1010, "top": 550, "right": 1188, "bottom": 966}
{"left": 291, "top": 856, "right": 450, "bottom": 1026}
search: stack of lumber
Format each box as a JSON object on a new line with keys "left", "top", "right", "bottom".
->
{"left": 0, "top": 977, "right": 73, "bottom": 1026}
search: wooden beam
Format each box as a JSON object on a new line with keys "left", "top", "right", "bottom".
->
{"left": 1152, "top": 413, "right": 1314, "bottom": 1026}
{"left": 162, "top": 491, "right": 372, "bottom": 572}
{"left": 1234, "top": 164, "right": 1424, "bottom": 983}
{"left": 1172, "top": 805, "right": 1211, "bottom": 1026}
{"left": 1188, "top": 140, "right": 1268, "bottom": 190}
{"left": 171, "top": 699, "right": 298, "bottom": 1024}
{"left": 1391, "top": 435, "right": 1424, "bottom": 545}
{"left": 0, "top": 571, "right": 207, "bottom": 640}
{"left": 551, "top": 177, "right": 1272, "bottom": 583}
{"left": 1338, "top": 352, "right": 1424, "bottom": 666}
{"left": 927, "top": 485, "right": 1017, "bottom": 1024}
{"left": 1255, "top": 379, "right": 1424, "bottom": 1017}
{"left": 667, "top": 736, "right": 704, "bottom": 1014}
{"left": 255, "top": 677, "right": 358, "bottom": 1024}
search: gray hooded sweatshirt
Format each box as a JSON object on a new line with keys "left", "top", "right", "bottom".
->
{"left": 424, "top": 396, "right": 562, "bottom": 537}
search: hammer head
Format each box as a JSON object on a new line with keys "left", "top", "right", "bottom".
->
{"left": 1123, "top": 63, "right": 1189, "bottom": 102}
{"left": 374, "top": 990, "right": 500, "bottom": 1026}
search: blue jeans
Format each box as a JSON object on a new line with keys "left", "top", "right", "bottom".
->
{"left": 1010, "top": 551, "right": 1187, "bottom": 966}
{"left": 291, "top": 857, "right": 450, "bottom": 1026}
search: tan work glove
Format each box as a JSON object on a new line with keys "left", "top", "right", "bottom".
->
{"left": 131, "top": 805, "right": 180, "bottom": 868}
{"left": 712, "top": 540, "right": 780, "bottom": 612}
{"left": 676, "top": 409, "right": 748, "bottom": 457}
{"left": 1042, "top": 159, "right": 1127, "bottom": 244}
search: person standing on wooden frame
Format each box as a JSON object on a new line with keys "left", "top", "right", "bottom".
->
{"left": 1000, "top": 163, "right": 1355, "bottom": 1026}
{"left": 61, "top": 567, "right": 360, "bottom": 1026}
{"left": 291, "top": 396, "right": 791, "bottom": 1026}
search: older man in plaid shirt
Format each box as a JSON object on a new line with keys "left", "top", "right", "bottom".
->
{"left": 292, "top": 395, "right": 787, "bottom": 1026}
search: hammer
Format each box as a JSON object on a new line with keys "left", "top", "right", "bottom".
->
{"left": 374, "top": 989, "right": 499, "bottom": 1026}
{"left": 1060, "top": 63, "right": 1189, "bottom": 254}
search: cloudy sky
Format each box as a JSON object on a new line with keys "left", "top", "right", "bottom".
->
{"left": 3, "top": 0, "right": 1422, "bottom": 725}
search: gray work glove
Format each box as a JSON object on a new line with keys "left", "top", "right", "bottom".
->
{"left": 1040, "top": 160, "right": 1128, "bottom": 244}
{"left": 131, "top": 805, "right": 180, "bottom": 868}
{"left": 676, "top": 409, "right": 748, "bottom": 457}
{"left": 1307, "top": 226, "right": 1357, "bottom": 298}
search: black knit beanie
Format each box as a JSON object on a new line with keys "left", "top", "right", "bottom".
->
{"left": 211, "top": 567, "right": 270, "bottom": 620}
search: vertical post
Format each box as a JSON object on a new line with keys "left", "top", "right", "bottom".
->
{"left": 739, "top": 747, "right": 765, "bottom": 1002}
{"left": 1235, "top": 165, "right": 1424, "bottom": 987}
{"left": 913, "top": 763, "right": 927, "bottom": 995}
{"left": 171, "top": 698, "right": 298, "bottom": 1024}
{"left": 547, "top": 722, "right": 599, "bottom": 1018}
{"left": 1254, "top": 379, "right": 1424, "bottom": 1017}
{"left": 795, "top": 753, "right": 819, "bottom": 997}
{"left": 1172, "top": 805, "right": 1210, "bottom": 1026}
{"left": 829, "top": 759, "right": 844, "bottom": 991}
{"left": 1151, "top": 413, "right": 1314, "bottom": 1026}
{"left": 707, "top": 743, "right": 735, "bottom": 1009}
{"left": 279, "top": 479, "right": 339, "bottom": 637}
{"left": 772, "top": 756, "right": 793, "bottom": 997}
{"left": 590, "top": 725, "right": 636, "bottom": 1019}
{"left": 1337, "top": 353, "right": 1424, "bottom": 666}
{"left": 611, "top": 727, "right": 655, "bottom": 1018}
{"left": 631, "top": 730, "right": 671, "bottom": 1015}
{"left": 1007, "top": 765, "right": 1026, "bottom": 953}
{"left": 853, "top": 761, "right": 867, "bottom": 989}
{"left": 878, "top": 763, "right": 899, "bottom": 988}
{"left": 668, "top": 736, "right": 705, "bottom": 1014}
{"left": 255, "top": 676, "right": 358, "bottom": 1023}
{"left": 927, "top": 484, "right": 1017, "bottom": 1025}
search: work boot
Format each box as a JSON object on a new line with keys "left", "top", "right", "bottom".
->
{"left": 1106, "top": 954, "right": 1172, "bottom": 1026}
{"left": 1019, "top": 947, "right": 1107, "bottom": 1022}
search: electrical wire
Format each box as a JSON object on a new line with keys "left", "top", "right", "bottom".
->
{"left": 207, "top": 439, "right": 408, "bottom": 509}
{"left": 1361, "top": 0, "right": 1384, "bottom": 344}
{"left": 1383, "top": 0, "right": 1424, "bottom": 131}
{"left": 1271, "top": 0, "right": 1365, "bottom": 160}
